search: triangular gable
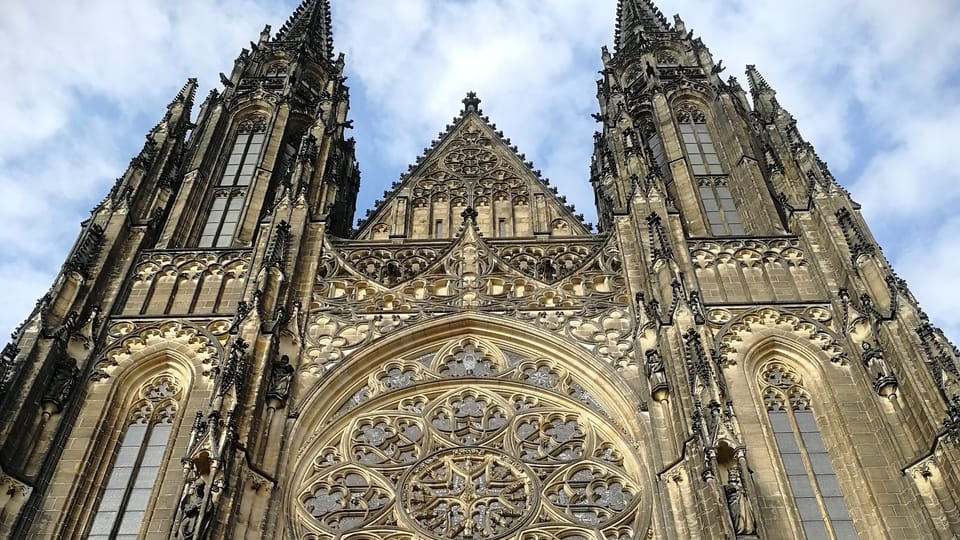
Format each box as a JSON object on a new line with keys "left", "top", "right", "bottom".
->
{"left": 355, "top": 93, "right": 591, "bottom": 241}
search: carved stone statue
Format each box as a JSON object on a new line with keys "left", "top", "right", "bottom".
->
{"left": 267, "top": 355, "right": 295, "bottom": 402}
{"left": 42, "top": 357, "right": 78, "bottom": 411}
{"left": 645, "top": 349, "right": 669, "bottom": 400}
{"left": 723, "top": 467, "right": 755, "bottom": 535}
{"left": 179, "top": 478, "right": 210, "bottom": 539}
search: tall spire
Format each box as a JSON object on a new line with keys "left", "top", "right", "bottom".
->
{"left": 274, "top": 0, "right": 334, "bottom": 60}
{"left": 615, "top": 0, "right": 672, "bottom": 54}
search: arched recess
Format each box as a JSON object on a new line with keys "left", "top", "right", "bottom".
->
{"left": 44, "top": 320, "right": 220, "bottom": 538}
{"left": 283, "top": 314, "right": 654, "bottom": 540}
{"left": 718, "top": 308, "right": 911, "bottom": 539}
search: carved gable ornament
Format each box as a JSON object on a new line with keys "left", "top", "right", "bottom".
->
{"left": 711, "top": 307, "right": 848, "bottom": 367}
{"left": 93, "top": 320, "right": 224, "bottom": 381}
{"left": 309, "top": 229, "right": 634, "bottom": 371}
{"left": 354, "top": 96, "right": 591, "bottom": 240}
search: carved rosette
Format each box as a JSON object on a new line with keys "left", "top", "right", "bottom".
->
{"left": 399, "top": 447, "right": 535, "bottom": 538}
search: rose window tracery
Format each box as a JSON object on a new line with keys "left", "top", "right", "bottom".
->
{"left": 302, "top": 467, "right": 392, "bottom": 531}
{"left": 401, "top": 448, "right": 534, "bottom": 539}
{"left": 292, "top": 339, "right": 650, "bottom": 539}
{"left": 429, "top": 391, "right": 510, "bottom": 446}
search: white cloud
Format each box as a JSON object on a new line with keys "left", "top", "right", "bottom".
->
{"left": 665, "top": 0, "right": 960, "bottom": 341}
{"left": 336, "top": 0, "right": 612, "bottom": 216}
{"left": 0, "top": 0, "right": 289, "bottom": 336}
{"left": 1, "top": 0, "right": 959, "bottom": 349}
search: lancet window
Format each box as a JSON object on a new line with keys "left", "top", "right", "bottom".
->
{"left": 88, "top": 378, "right": 181, "bottom": 539}
{"left": 198, "top": 115, "right": 268, "bottom": 248}
{"left": 677, "top": 105, "right": 722, "bottom": 176}
{"left": 760, "top": 363, "right": 858, "bottom": 540}
{"left": 676, "top": 105, "right": 743, "bottom": 235}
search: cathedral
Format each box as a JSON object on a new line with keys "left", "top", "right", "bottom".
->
{"left": 2, "top": 0, "right": 960, "bottom": 538}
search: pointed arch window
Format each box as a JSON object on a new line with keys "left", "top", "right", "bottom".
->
{"left": 677, "top": 105, "right": 744, "bottom": 235}
{"left": 760, "top": 363, "right": 858, "bottom": 540}
{"left": 198, "top": 115, "right": 268, "bottom": 248}
{"left": 677, "top": 105, "right": 722, "bottom": 176}
{"left": 88, "top": 378, "right": 181, "bottom": 540}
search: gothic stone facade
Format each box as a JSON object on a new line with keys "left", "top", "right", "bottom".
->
{"left": 1, "top": 1, "right": 959, "bottom": 539}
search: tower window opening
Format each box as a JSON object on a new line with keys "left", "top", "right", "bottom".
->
{"left": 198, "top": 116, "right": 267, "bottom": 248}
{"left": 698, "top": 179, "right": 744, "bottom": 236}
{"left": 498, "top": 218, "right": 507, "bottom": 237}
{"left": 199, "top": 192, "right": 245, "bottom": 248}
{"left": 678, "top": 107, "right": 723, "bottom": 176}
{"left": 677, "top": 106, "right": 743, "bottom": 236}
{"left": 648, "top": 131, "right": 668, "bottom": 179}
{"left": 435, "top": 220, "right": 444, "bottom": 238}
{"left": 761, "top": 363, "right": 858, "bottom": 540}
{"left": 88, "top": 380, "right": 179, "bottom": 539}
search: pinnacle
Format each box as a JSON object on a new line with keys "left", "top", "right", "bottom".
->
{"left": 615, "top": 0, "right": 672, "bottom": 54}
{"left": 745, "top": 64, "right": 773, "bottom": 97}
{"left": 274, "top": 0, "right": 334, "bottom": 59}
{"left": 169, "top": 77, "right": 199, "bottom": 109}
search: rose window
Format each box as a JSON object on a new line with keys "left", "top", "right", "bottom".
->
{"left": 292, "top": 342, "right": 649, "bottom": 539}
{"left": 400, "top": 448, "right": 535, "bottom": 539}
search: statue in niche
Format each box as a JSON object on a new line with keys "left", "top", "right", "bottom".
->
{"left": 178, "top": 477, "right": 211, "bottom": 539}
{"left": 723, "top": 466, "right": 755, "bottom": 535}
{"left": 645, "top": 349, "right": 669, "bottom": 398}
{"left": 267, "top": 355, "right": 295, "bottom": 403}
{"left": 42, "top": 357, "right": 78, "bottom": 411}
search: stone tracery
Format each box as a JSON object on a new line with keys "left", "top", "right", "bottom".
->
{"left": 290, "top": 339, "right": 648, "bottom": 539}
{"left": 307, "top": 234, "right": 635, "bottom": 371}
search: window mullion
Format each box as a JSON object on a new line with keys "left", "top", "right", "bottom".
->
{"left": 713, "top": 185, "right": 729, "bottom": 235}
{"left": 716, "top": 185, "right": 734, "bottom": 235}
{"left": 238, "top": 133, "right": 253, "bottom": 186}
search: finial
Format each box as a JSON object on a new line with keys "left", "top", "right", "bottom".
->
{"left": 673, "top": 14, "right": 686, "bottom": 34}
{"left": 462, "top": 91, "right": 480, "bottom": 113}
{"left": 462, "top": 91, "right": 482, "bottom": 113}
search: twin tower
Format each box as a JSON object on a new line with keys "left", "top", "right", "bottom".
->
{"left": 1, "top": 1, "right": 958, "bottom": 538}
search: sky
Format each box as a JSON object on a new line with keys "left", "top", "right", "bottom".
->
{"left": 2, "top": 0, "right": 960, "bottom": 345}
